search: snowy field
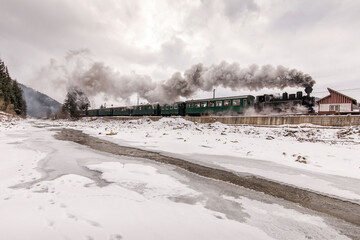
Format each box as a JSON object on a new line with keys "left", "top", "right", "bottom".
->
{"left": 1, "top": 113, "right": 359, "bottom": 239}
{"left": 57, "top": 117, "right": 360, "bottom": 202}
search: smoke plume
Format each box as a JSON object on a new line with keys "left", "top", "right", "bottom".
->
{"left": 34, "top": 50, "right": 315, "bottom": 105}
{"left": 146, "top": 62, "right": 315, "bottom": 103}
{"left": 244, "top": 105, "right": 309, "bottom": 116}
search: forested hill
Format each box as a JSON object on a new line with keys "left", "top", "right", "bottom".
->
{"left": 19, "top": 83, "right": 61, "bottom": 118}
{"left": 0, "top": 58, "right": 26, "bottom": 116}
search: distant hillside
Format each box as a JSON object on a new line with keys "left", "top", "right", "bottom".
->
{"left": 19, "top": 83, "right": 62, "bottom": 118}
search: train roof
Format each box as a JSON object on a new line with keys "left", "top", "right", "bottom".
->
{"left": 185, "top": 95, "right": 254, "bottom": 102}
{"left": 161, "top": 101, "right": 185, "bottom": 106}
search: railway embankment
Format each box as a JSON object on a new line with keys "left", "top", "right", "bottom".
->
{"left": 100, "top": 115, "right": 360, "bottom": 127}
{"left": 184, "top": 115, "right": 360, "bottom": 126}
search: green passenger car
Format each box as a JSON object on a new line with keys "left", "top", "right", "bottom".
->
{"left": 98, "top": 108, "right": 113, "bottom": 116}
{"left": 132, "top": 104, "right": 160, "bottom": 116}
{"left": 160, "top": 102, "right": 186, "bottom": 116}
{"left": 87, "top": 109, "right": 99, "bottom": 117}
{"left": 185, "top": 95, "right": 255, "bottom": 116}
{"left": 113, "top": 107, "right": 131, "bottom": 116}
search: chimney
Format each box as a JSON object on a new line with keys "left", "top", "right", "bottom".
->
{"left": 282, "top": 92, "right": 288, "bottom": 100}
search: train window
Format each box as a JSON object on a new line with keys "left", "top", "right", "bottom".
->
{"left": 166, "top": 106, "right": 169, "bottom": 110}
{"left": 216, "top": 101, "right": 222, "bottom": 107}
{"left": 232, "top": 99, "right": 240, "bottom": 106}
{"left": 161, "top": 106, "right": 165, "bottom": 110}
{"left": 224, "top": 100, "right": 231, "bottom": 106}
{"left": 243, "top": 99, "right": 247, "bottom": 106}
{"left": 209, "top": 101, "right": 215, "bottom": 107}
{"left": 195, "top": 103, "right": 200, "bottom": 108}
{"left": 148, "top": 106, "right": 152, "bottom": 110}
{"left": 201, "top": 102, "right": 207, "bottom": 107}
{"left": 139, "top": 107, "right": 142, "bottom": 110}
{"left": 170, "top": 105, "right": 173, "bottom": 109}
{"left": 188, "top": 103, "right": 194, "bottom": 108}
{"left": 174, "top": 104, "right": 178, "bottom": 109}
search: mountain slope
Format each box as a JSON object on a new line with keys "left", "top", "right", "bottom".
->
{"left": 19, "top": 83, "right": 61, "bottom": 118}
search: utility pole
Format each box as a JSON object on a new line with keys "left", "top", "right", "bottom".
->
{"left": 213, "top": 89, "right": 216, "bottom": 99}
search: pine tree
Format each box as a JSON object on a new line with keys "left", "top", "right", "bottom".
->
{"left": 0, "top": 58, "right": 27, "bottom": 116}
{"left": 62, "top": 87, "right": 90, "bottom": 119}
{"left": 0, "top": 59, "right": 5, "bottom": 79}
{"left": 12, "top": 80, "right": 27, "bottom": 115}
{"left": 0, "top": 58, "right": 7, "bottom": 110}
{"left": 62, "top": 92, "right": 77, "bottom": 118}
{"left": 3, "top": 67, "right": 12, "bottom": 108}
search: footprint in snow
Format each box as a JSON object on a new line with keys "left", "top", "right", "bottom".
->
{"left": 47, "top": 220, "right": 54, "bottom": 227}
{"left": 109, "top": 234, "right": 123, "bottom": 240}
{"left": 60, "top": 203, "right": 67, "bottom": 208}
{"left": 66, "top": 213, "right": 78, "bottom": 221}
{"left": 66, "top": 213, "right": 101, "bottom": 227}
{"left": 86, "top": 219, "right": 101, "bottom": 227}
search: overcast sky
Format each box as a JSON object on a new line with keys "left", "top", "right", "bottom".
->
{"left": 1, "top": 0, "right": 360, "bottom": 106}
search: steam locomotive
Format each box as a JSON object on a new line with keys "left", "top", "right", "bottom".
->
{"left": 254, "top": 86, "right": 315, "bottom": 113}
{"left": 85, "top": 87, "right": 315, "bottom": 117}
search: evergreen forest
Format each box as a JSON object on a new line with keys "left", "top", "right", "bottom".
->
{"left": 0, "top": 58, "right": 26, "bottom": 116}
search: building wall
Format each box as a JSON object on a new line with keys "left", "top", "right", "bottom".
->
{"left": 319, "top": 103, "right": 352, "bottom": 112}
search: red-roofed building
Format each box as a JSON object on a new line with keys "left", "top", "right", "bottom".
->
{"left": 317, "top": 88, "right": 358, "bottom": 114}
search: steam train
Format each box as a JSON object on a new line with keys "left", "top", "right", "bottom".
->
{"left": 84, "top": 87, "right": 315, "bottom": 117}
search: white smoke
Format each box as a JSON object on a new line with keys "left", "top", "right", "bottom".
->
{"left": 34, "top": 49, "right": 315, "bottom": 105}
{"left": 244, "top": 104, "right": 309, "bottom": 116}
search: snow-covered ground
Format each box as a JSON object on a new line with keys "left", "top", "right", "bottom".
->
{"left": 0, "top": 115, "right": 359, "bottom": 239}
{"left": 54, "top": 117, "right": 360, "bottom": 203}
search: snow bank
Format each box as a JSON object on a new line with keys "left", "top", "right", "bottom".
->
{"left": 56, "top": 117, "right": 360, "bottom": 178}
{"left": 50, "top": 117, "right": 360, "bottom": 202}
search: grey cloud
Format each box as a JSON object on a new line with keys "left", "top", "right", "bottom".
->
{"left": 270, "top": 0, "right": 336, "bottom": 32}
{"left": 159, "top": 37, "right": 193, "bottom": 69}
{"left": 186, "top": 0, "right": 260, "bottom": 29}
{"left": 223, "top": 0, "right": 260, "bottom": 21}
